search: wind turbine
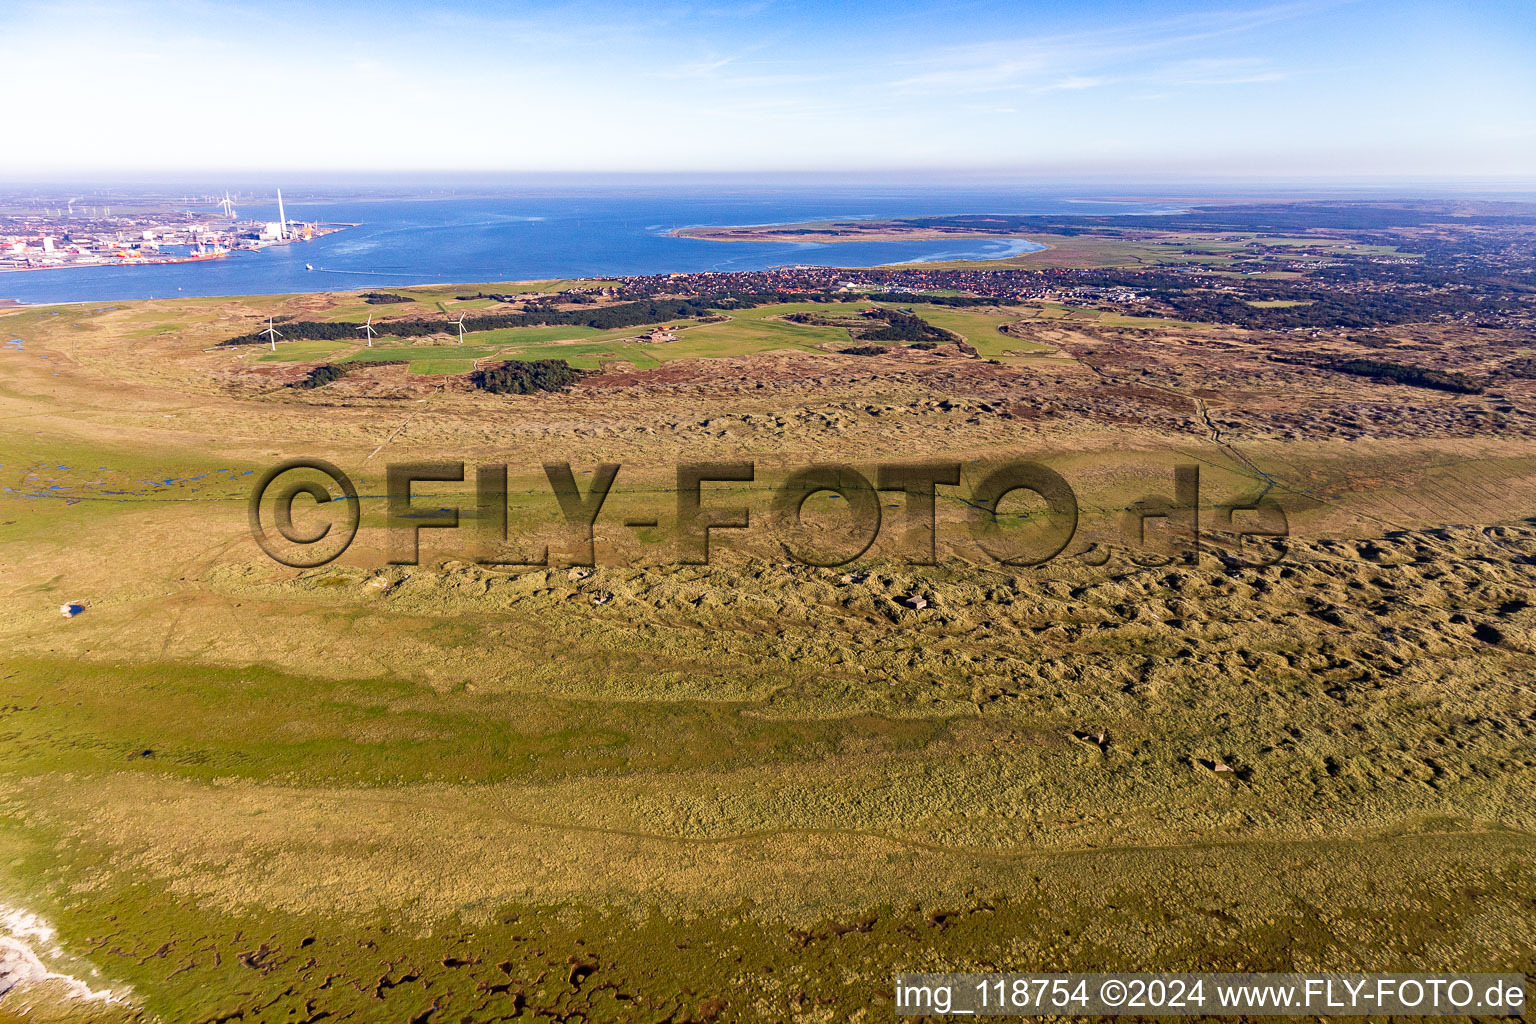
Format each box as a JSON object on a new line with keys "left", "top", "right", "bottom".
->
{"left": 218, "top": 191, "right": 237, "bottom": 218}
{"left": 261, "top": 317, "right": 282, "bottom": 351}
{"left": 358, "top": 314, "right": 377, "bottom": 348}
{"left": 451, "top": 314, "right": 467, "bottom": 345}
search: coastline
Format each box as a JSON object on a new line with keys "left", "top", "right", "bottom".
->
{"left": 0, "top": 239, "right": 1054, "bottom": 307}
{"left": 0, "top": 252, "right": 234, "bottom": 274}
{"left": 671, "top": 219, "right": 1053, "bottom": 267}
{"left": 3, "top": 190, "right": 1144, "bottom": 305}
{"left": 670, "top": 221, "right": 1049, "bottom": 245}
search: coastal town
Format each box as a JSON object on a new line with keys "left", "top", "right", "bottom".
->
{"left": 0, "top": 189, "right": 349, "bottom": 273}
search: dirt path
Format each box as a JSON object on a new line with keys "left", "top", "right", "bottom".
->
{"left": 1080, "top": 357, "right": 1282, "bottom": 491}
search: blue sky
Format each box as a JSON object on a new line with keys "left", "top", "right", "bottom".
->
{"left": 4, "top": 0, "right": 1533, "bottom": 180}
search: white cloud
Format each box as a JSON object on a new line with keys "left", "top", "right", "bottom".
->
{"left": 1156, "top": 57, "right": 1288, "bottom": 86}
{"left": 1037, "top": 75, "right": 1111, "bottom": 93}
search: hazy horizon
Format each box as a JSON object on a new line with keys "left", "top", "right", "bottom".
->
{"left": 3, "top": 174, "right": 1535, "bottom": 195}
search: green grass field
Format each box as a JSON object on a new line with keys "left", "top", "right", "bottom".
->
{"left": 254, "top": 338, "right": 353, "bottom": 362}
{"left": 902, "top": 305, "right": 1052, "bottom": 355}
{"left": 667, "top": 314, "right": 847, "bottom": 356}
{"left": 408, "top": 358, "right": 477, "bottom": 374}
{"left": 347, "top": 343, "right": 505, "bottom": 362}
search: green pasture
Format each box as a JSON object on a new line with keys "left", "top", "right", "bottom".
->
{"left": 438, "top": 297, "right": 502, "bottom": 310}
{"left": 722, "top": 300, "right": 871, "bottom": 321}
{"left": 346, "top": 343, "right": 505, "bottom": 363}
{"left": 897, "top": 304, "right": 1050, "bottom": 355}
{"left": 255, "top": 339, "right": 353, "bottom": 362}
{"left": 497, "top": 340, "right": 661, "bottom": 370}
{"left": 471, "top": 324, "right": 628, "bottom": 345}
{"left": 678, "top": 314, "right": 847, "bottom": 356}
{"left": 408, "top": 359, "right": 477, "bottom": 375}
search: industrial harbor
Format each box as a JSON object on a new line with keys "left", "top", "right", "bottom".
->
{"left": 0, "top": 189, "right": 351, "bottom": 274}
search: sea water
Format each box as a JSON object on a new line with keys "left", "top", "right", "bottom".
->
{"left": 0, "top": 185, "right": 1175, "bottom": 304}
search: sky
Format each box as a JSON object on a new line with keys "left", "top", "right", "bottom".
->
{"left": 3, "top": 0, "right": 1534, "bottom": 181}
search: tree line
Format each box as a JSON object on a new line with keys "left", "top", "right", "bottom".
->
{"left": 1326, "top": 358, "right": 1483, "bottom": 394}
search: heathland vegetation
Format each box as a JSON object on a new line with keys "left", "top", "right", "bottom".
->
{"left": 3, "top": 199, "right": 1535, "bottom": 1021}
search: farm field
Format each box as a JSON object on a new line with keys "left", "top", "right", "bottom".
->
{"left": 1, "top": 271, "right": 1534, "bottom": 1023}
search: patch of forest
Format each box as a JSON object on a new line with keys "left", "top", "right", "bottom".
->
{"left": 471, "top": 359, "right": 582, "bottom": 394}
{"left": 1324, "top": 358, "right": 1483, "bottom": 394}
{"left": 856, "top": 308, "right": 956, "bottom": 344}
